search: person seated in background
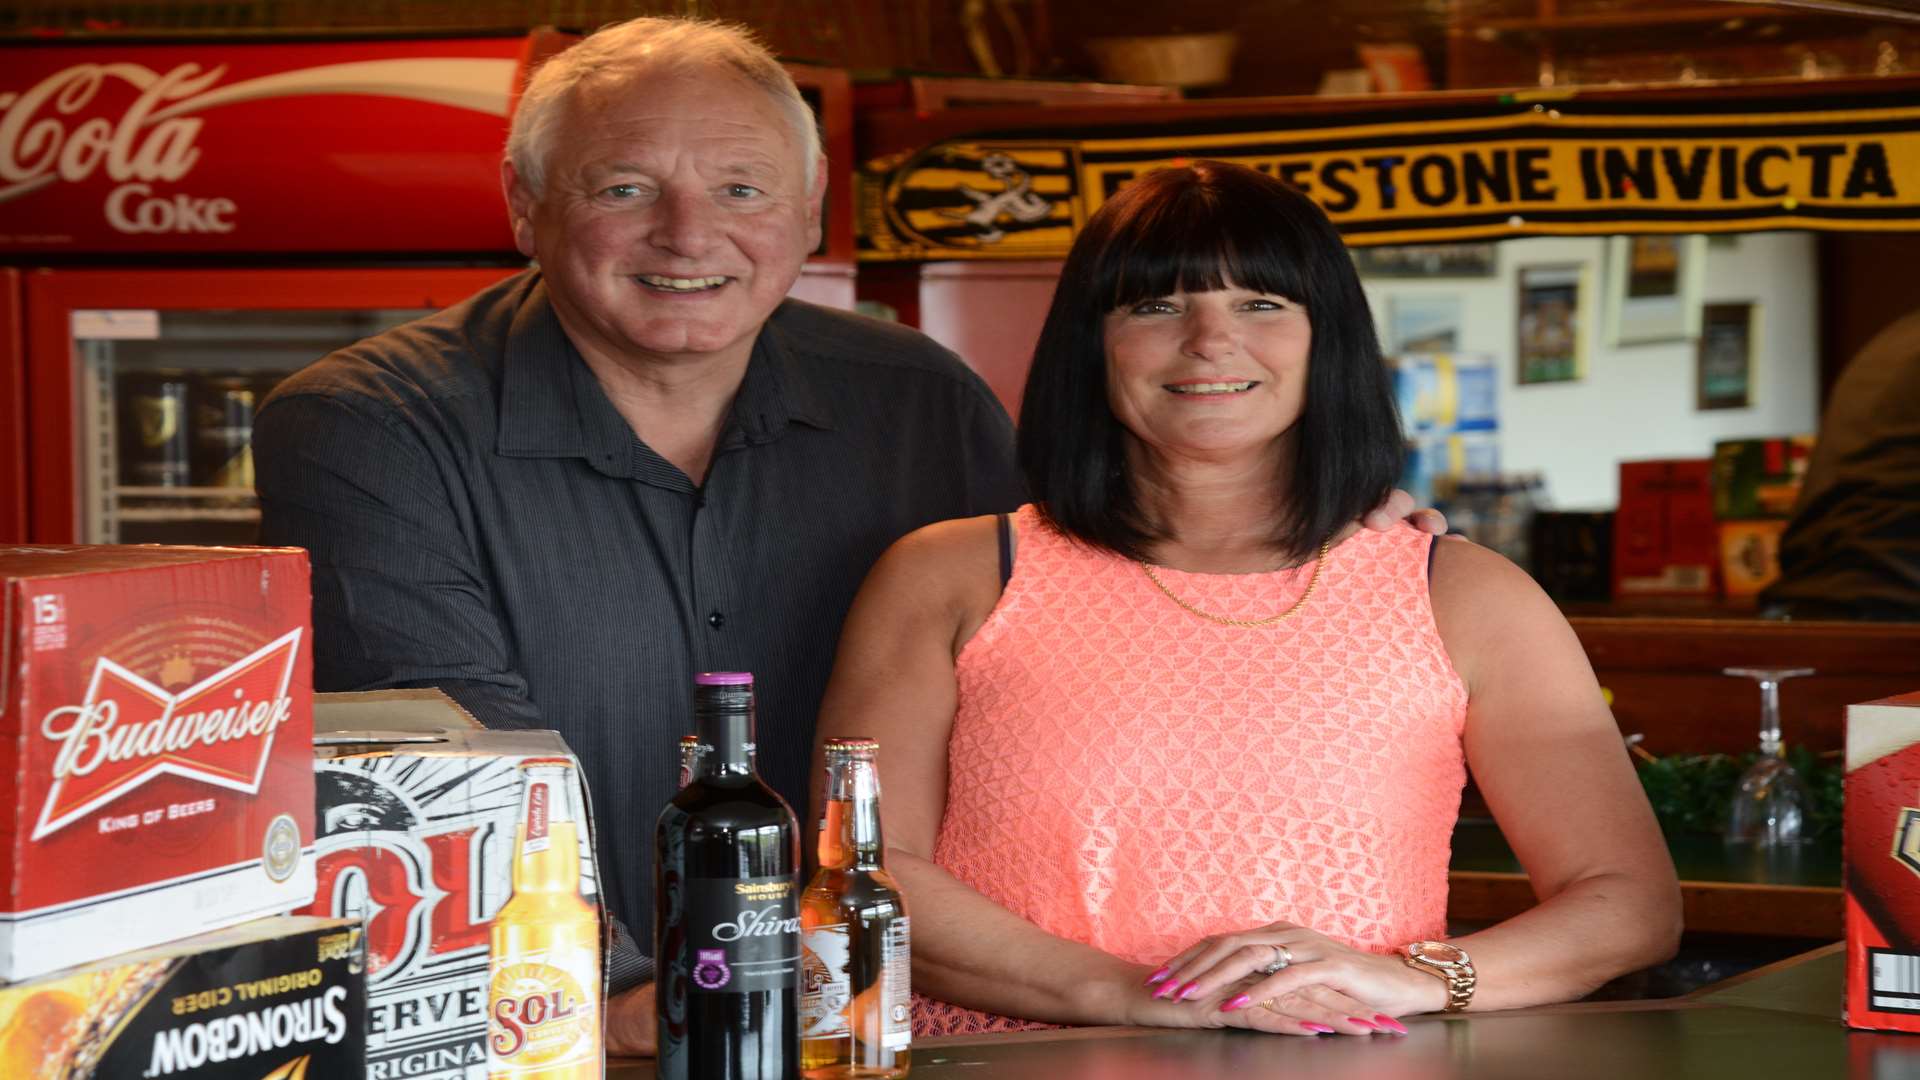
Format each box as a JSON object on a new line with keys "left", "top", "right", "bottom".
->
{"left": 1763, "top": 308, "right": 1920, "bottom": 620}
{"left": 815, "top": 161, "right": 1681, "bottom": 1038}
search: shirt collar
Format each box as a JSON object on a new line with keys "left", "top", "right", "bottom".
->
{"left": 497, "top": 285, "right": 836, "bottom": 469}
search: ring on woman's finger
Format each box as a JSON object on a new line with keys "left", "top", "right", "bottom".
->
{"left": 1259, "top": 998, "right": 1282, "bottom": 1012}
{"left": 1256, "top": 943, "right": 1294, "bottom": 976}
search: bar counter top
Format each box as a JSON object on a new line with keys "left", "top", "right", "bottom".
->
{"left": 612, "top": 943, "right": 1900, "bottom": 1079}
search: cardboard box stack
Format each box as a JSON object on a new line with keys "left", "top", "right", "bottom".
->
{"left": 1710, "top": 436, "right": 1815, "bottom": 601}
{"left": 305, "top": 689, "right": 606, "bottom": 1080}
{"left": 0, "top": 545, "right": 368, "bottom": 1079}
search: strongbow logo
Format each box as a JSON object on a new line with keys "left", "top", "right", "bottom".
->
{"left": 33, "top": 628, "right": 303, "bottom": 840}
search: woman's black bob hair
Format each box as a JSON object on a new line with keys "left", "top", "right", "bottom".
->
{"left": 1015, "top": 159, "right": 1404, "bottom": 561}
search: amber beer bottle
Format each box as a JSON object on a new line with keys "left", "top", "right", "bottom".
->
{"left": 656, "top": 673, "right": 801, "bottom": 1080}
{"left": 800, "top": 738, "right": 911, "bottom": 1077}
{"left": 487, "top": 759, "right": 602, "bottom": 1079}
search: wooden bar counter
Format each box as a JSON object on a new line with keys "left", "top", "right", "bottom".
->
{"left": 611, "top": 945, "right": 1886, "bottom": 1078}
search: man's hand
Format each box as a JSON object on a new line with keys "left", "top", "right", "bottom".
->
{"left": 606, "top": 981, "right": 657, "bottom": 1058}
{"left": 1364, "top": 488, "right": 1447, "bottom": 535}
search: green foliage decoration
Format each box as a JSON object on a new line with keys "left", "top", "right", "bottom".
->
{"left": 1635, "top": 746, "right": 1842, "bottom": 839}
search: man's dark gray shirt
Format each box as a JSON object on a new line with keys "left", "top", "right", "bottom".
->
{"left": 255, "top": 269, "right": 1023, "bottom": 987}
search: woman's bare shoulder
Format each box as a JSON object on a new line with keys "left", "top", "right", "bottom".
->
{"left": 1427, "top": 534, "right": 1583, "bottom": 686}
{"left": 861, "top": 513, "right": 1011, "bottom": 640}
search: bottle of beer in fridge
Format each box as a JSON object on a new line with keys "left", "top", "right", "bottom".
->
{"left": 487, "top": 759, "right": 602, "bottom": 1079}
{"left": 800, "top": 738, "right": 910, "bottom": 1078}
{"left": 656, "top": 672, "right": 801, "bottom": 1080}
{"left": 678, "top": 733, "right": 703, "bottom": 789}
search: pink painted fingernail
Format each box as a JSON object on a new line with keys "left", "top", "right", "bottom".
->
{"left": 1302, "top": 1023, "right": 1336, "bottom": 1035}
{"left": 1178, "top": 981, "right": 1202, "bottom": 1001}
{"left": 1145, "top": 967, "right": 1171, "bottom": 985}
{"left": 1153, "top": 980, "right": 1180, "bottom": 999}
{"left": 1375, "top": 1014, "right": 1408, "bottom": 1035}
{"left": 1221, "top": 994, "right": 1252, "bottom": 1013}
{"left": 1347, "top": 1017, "right": 1377, "bottom": 1030}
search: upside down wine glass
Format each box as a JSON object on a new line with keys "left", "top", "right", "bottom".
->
{"left": 1723, "top": 666, "right": 1815, "bottom": 848}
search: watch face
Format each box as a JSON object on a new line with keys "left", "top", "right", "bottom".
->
{"left": 1412, "top": 941, "right": 1467, "bottom": 965}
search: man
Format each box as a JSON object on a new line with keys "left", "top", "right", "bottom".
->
{"left": 256, "top": 16, "right": 1436, "bottom": 1054}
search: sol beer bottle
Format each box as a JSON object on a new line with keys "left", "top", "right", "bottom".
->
{"left": 656, "top": 673, "right": 801, "bottom": 1080}
{"left": 800, "top": 739, "right": 910, "bottom": 1077}
{"left": 487, "top": 759, "right": 602, "bottom": 1079}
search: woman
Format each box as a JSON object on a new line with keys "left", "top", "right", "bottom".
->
{"left": 815, "top": 161, "right": 1679, "bottom": 1038}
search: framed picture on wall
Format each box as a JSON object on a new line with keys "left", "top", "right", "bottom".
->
{"left": 1516, "top": 264, "right": 1586, "bottom": 385}
{"left": 1604, "top": 234, "right": 1706, "bottom": 345}
{"left": 1352, "top": 242, "right": 1497, "bottom": 278}
{"left": 1697, "top": 302, "right": 1757, "bottom": 410}
{"left": 1387, "top": 293, "right": 1464, "bottom": 353}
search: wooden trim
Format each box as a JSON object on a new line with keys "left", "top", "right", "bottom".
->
{"left": 1449, "top": 870, "right": 1842, "bottom": 939}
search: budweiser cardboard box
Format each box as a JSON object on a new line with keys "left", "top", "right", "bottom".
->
{"left": 0, "top": 545, "right": 317, "bottom": 983}
{"left": 1613, "top": 459, "right": 1719, "bottom": 598}
{"left": 0, "top": 915, "right": 365, "bottom": 1078}
{"left": 1846, "top": 691, "right": 1920, "bottom": 1031}
{"left": 304, "top": 690, "right": 604, "bottom": 1080}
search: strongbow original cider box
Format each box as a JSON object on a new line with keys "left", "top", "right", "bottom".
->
{"left": 0, "top": 915, "right": 365, "bottom": 1079}
{"left": 1847, "top": 691, "right": 1920, "bottom": 1031}
{"left": 0, "top": 545, "right": 317, "bottom": 982}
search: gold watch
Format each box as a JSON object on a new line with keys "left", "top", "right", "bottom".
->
{"left": 1403, "top": 940, "right": 1476, "bottom": 1012}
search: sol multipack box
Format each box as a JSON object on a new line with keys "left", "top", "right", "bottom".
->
{"left": 0, "top": 545, "right": 317, "bottom": 983}
{"left": 304, "top": 690, "right": 605, "bottom": 1080}
{"left": 1846, "top": 691, "right": 1920, "bottom": 1032}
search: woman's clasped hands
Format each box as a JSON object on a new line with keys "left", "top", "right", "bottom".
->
{"left": 1133, "top": 922, "right": 1442, "bottom": 1037}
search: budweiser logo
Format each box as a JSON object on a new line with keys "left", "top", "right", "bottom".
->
{"left": 32, "top": 628, "right": 303, "bottom": 840}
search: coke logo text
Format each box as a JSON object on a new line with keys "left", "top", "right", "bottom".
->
{"left": 489, "top": 988, "right": 582, "bottom": 1058}
{"left": 0, "top": 62, "right": 226, "bottom": 233}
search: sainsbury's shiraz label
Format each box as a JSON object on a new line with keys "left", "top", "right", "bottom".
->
{"left": 686, "top": 876, "right": 798, "bottom": 994}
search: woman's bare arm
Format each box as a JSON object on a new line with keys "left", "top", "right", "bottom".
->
{"left": 1430, "top": 537, "right": 1682, "bottom": 1009}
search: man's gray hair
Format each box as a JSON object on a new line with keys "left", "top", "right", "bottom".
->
{"left": 507, "top": 16, "right": 823, "bottom": 197}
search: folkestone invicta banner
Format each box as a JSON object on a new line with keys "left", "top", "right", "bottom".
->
{"left": 857, "top": 89, "right": 1920, "bottom": 259}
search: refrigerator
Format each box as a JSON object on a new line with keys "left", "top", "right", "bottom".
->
{"left": 1, "top": 32, "right": 856, "bottom": 545}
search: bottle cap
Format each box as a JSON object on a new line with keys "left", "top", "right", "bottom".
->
{"left": 824, "top": 737, "right": 879, "bottom": 755}
{"left": 695, "top": 672, "right": 754, "bottom": 686}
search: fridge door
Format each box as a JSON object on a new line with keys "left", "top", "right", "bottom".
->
{"left": 0, "top": 268, "right": 22, "bottom": 542}
{"left": 25, "top": 267, "right": 518, "bottom": 544}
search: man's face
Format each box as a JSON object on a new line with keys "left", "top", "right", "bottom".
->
{"left": 506, "top": 65, "right": 823, "bottom": 370}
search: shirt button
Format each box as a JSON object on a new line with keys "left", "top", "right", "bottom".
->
{"left": 707, "top": 611, "right": 726, "bottom": 630}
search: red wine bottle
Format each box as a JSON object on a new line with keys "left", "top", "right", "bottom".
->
{"left": 656, "top": 672, "right": 801, "bottom": 1080}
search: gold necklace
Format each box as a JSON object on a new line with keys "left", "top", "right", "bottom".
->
{"left": 1138, "top": 538, "right": 1332, "bottom": 628}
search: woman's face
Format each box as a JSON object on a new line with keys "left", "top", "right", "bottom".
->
{"left": 1102, "top": 284, "right": 1312, "bottom": 466}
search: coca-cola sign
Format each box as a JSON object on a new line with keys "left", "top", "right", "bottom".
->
{"left": 33, "top": 627, "right": 302, "bottom": 839}
{"left": 0, "top": 37, "right": 541, "bottom": 253}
